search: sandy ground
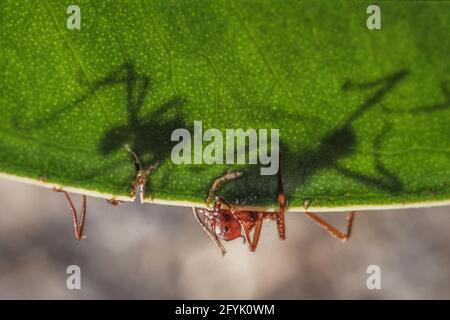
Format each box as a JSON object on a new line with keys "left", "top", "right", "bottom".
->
{"left": 0, "top": 178, "right": 449, "bottom": 299}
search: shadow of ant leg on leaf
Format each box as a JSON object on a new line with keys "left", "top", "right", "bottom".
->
{"left": 277, "top": 69, "right": 409, "bottom": 201}
{"left": 219, "top": 69, "right": 409, "bottom": 206}
{"left": 92, "top": 63, "right": 189, "bottom": 199}
{"left": 12, "top": 62, "right": 143, "bottom": 130}
{"left": 342, "top": 69, "right": 409, "bottom": 124}
{"left": 99, "top": 94, "right": 188, "bottom": 166}
{"left": 381, "top": 80, "right": 450, "bottom": 114}
{"left": 15, "top": 61, "right": 189, "bottom": 199}
{"left": 19, "top": 60, "right": 188, "bottom": 169}
{"left": 334, "top": 122, "right": 403, "bottom": 194}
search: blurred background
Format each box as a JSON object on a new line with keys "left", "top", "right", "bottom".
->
{"left": 0, "top": 177, "right": 449, "bottom": 299}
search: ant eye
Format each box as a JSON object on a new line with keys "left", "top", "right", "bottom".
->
{"left": 223, "top": 226, "right": 229, "bottom": 233}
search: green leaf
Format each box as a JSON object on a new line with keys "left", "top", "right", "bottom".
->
{"left": 1, "top": 0, "right": 449, "bottom": 210}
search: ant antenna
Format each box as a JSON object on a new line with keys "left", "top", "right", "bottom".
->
{"left": 192, "top": 208, "right": 227, "bottom": 256}
{"left": 124, "top": 144, "right": 159, "bottom": 203}
{"left": 206, "top": 171, "right": 244, "bottom": 207}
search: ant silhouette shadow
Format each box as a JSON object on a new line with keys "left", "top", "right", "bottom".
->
{"left": 95, "top": 62, "right": 188, "bottom": 169}
{"left": 381, "top": 80, "right": 450, "bottom": 114}
{"left": 94, "top": 63, "right": 190, "bottom": 200}
{"left": 13, "top": 62, "right": 188, "bottom": 169}
{"left": 13, "top": 62, "right": 189, "bottom": 194}
{"left": 284, "top": 70, "right": 409, "bottom": 194}
{"left": 223, "top": 69, "right": 409, "bottom": 206}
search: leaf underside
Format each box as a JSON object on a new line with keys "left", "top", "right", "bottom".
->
{"left": 0, "top": 0, "right": 449, "bottom": 209}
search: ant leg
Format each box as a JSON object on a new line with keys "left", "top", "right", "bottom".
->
{"left": 106, "top": 198, "right": 123, "bottom": 206}
{"left": 204, "top": 170, "right": 244, "bottom": 236}
{"left": 304, "top": 211, "right": 355, "bottom": 242}
{"left": 125, "top": 144, "right": 159, "bottom": 203}
{"left": 245, "top": 212, "right": 263, "bottom": 252}
{"left": 335, "top": 123, "right": 402, "bottom": 193}
{"left": 216, "top": 196, "right": 233, "bottom": 210}
{"left": 277, "top": 192, "right": 286, "bottom": 240}
{"left": 192, "top": 207, "right": 226, "bottom": 256}
{"left": 206, "top": 171, "right": 243, "bottom": 207}
{"left": 54, "top": 188, "right": 87, "bottom": 241}
{"left": 216, "top": 196, "right": 244, "bottom": 231}
{"left": 276, "top": 153, "right": 286, "bottom": 240}
{"left": 137, "top": 161, "right": 159, "bottom": 203}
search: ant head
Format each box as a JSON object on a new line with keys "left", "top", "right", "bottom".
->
{"left": 99, "top": 126, "right": 129, "bottom": 154}
{"left": 213, "top": 210, "right": 242, "bottom": 241}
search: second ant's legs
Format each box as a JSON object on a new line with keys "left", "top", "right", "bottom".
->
{"left": 125, "top": 144, "right": 159, "bottom": 203}
{"left": 54, "top": 188, "right": 87, "bottom": 241}
{"left": 304, "top": 211, "right": 355, "bottom": 242}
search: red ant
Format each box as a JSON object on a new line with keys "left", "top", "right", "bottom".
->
{"left": 193, "top": 156, "right": 355, "bottom": 255}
